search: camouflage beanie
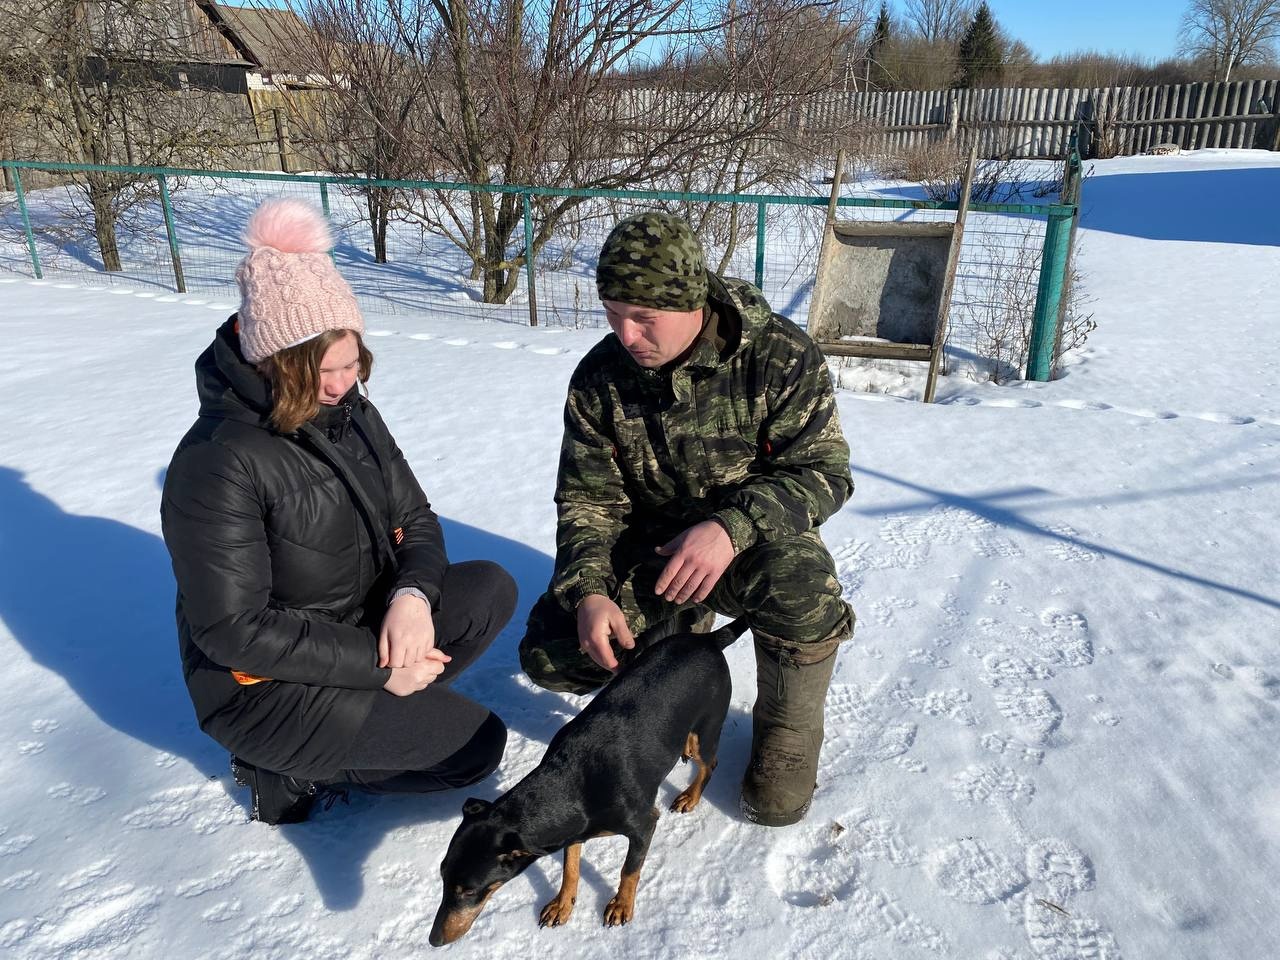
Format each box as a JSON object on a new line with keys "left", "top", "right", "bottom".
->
{"left": 596, "top": 211, "right": 708, "bottom": 311}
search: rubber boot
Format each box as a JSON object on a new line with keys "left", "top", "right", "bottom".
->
{"left": 739, "top": 641, "right": 838, "bottom": 827}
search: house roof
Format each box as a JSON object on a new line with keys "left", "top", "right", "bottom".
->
{"left": 207, "top": 2, "right": 317, "bottom": 75}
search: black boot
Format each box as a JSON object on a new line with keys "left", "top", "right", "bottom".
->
{"left": 231, "top": 756, "right": 317, "bottom": 825}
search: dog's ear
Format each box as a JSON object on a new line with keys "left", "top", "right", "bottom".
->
{"left": 496, "top": 830, "right": 538, "bottom": 863}
{"left": 461, "top": 797, "right": 491, "bottom": 818}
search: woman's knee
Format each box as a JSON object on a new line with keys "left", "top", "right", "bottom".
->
{"left": 449, "top": 560, "right": 518, "bottom": 626}
{"left": 445, "top": 711, "right": 508, "bottom": 787}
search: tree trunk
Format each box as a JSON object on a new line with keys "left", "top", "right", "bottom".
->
{"left": 366, "top": 187, "right": 389, "bottom": 263}
{"left": 88, "top": 177, "right": 123, "bottom": 272}
{"left": 468, "top": 193, "right": 484, "bottom": 281}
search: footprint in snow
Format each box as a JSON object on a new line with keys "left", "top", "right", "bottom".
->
{"left": 980, "top": 732, "right": 1044, "bottom": 766}
{"left": 1024, "top": 838, "right": 1095, "bottom": 903}
{"left": 983, "top": 398, "right": 1043, "bottom": 409}
{"left": 1055, "top": 399, "right": 1112, "bottom": 411}
{"left": 443, "top": 337, "right": 469, "bottom": 346}
{"left": 1023, "top": 895, "right": 1121, "bottom": 960}
{"left": 48, "top": 783, "right": 107, "bottom": 806}
{"left": 0, "top": 870, "right": 39, "bottom": 891}
{"left": 928, "top": 837, "right": 1027, "bottom": 904}
{"left": 770, "top": 821, "right": 948, "bottom": 951}
{"left": 31, "top": 883, "right": 163, "bottom": 955}
{"left": 59, "top": 858, "right": 117, "bottom": 892}
{"left": 1190, "top": 411, "right": 1255, "bottom": 425}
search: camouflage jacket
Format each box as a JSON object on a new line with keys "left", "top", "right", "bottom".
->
{"left": 552, "top": 273, "right": 853, "bottom": 609}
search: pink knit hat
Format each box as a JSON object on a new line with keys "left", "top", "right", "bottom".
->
{"left": 234, "top": 198, "right": 364, "bottom": 364}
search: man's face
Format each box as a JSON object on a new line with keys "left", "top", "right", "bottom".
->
{"left": 603, "top": 300, "right": 703, "bottom": 368}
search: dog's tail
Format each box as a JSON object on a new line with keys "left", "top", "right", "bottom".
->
{"left": 707, "top": 616, "right": 750, "bottom": 651}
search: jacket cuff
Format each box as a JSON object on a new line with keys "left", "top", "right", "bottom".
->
{"left": 564, "top": 578, "right": 612, "bottom": 611}
{"left": 712, "top": 507, "right": 758, "bottom": 554}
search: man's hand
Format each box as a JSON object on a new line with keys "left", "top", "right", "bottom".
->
{"left": 379, "top": 593, "right": 436, "bottom": 669}
{"left": 654, "top": 521, "right": 735, "bottom": 604}
{"left": 383, "top": 649, "right": 451, "bottom": 696}
{"left": 576, "top": 594, "right": 635, "bottom": 673}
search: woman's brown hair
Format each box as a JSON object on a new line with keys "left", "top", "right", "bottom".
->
{"left": 257, "top": 329, "right": 373, "bottom": 433}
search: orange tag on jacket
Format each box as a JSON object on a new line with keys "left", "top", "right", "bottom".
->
{"left": 393, "top": 527, "right": 404, "bottom": 545}
{"left": 231, "top": 670, "right": 271, "bottom": 686}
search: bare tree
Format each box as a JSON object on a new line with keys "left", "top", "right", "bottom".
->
{"left": 261, "top": 0, "right": 435, "bottom": 263}
{"left": 0, "top": 0, "right": 243, "bottom": 271}
{"left": 902, "top": 0, "right": 975, "bottom": 42}
{"left": 280, "top": 0, "right": 868, "bottom": 304}
{"left": 1179, "top": 0, "right": 1280, "bottom": 81}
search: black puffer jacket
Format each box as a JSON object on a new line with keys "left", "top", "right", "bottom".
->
{"left": 161, "top": 317, "right": 446, "bottom": 776}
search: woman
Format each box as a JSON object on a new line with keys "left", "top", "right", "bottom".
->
{"left": 162, "top": 198, "right": 515, "bottom": 824}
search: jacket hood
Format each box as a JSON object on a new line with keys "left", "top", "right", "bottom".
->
{"left": 194, "top": 315, "right": 274, "bottom": 428}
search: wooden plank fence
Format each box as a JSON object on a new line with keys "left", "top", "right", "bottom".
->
{"left": 803, "top": 79, "right": 1280, "bottom": 158}
{"left": 614, "top": 79, "right": 1280, "bottom": 160}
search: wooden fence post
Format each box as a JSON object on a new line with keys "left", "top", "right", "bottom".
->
{"left": 273, "top": 108, "right": 293, "bottom": 174}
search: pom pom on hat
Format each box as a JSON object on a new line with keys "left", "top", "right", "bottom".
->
{"left": 244, "top": 197, "right": 333, "bottom": 255}
{"left": 234, "top": 198, "right": 363, "bottom": 364}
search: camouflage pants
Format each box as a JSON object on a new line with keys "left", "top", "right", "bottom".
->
{"left": 519, "top": 528, "right": 854, "bottom": 694}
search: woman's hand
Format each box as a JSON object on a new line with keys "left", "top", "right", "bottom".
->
{"left": 379, "top": 593, "right": 436, "bottom": 668}
{"left": 383, "top": 649, "right": 451, "bottom": 696}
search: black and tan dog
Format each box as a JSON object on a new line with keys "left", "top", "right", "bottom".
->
{"left": 429, "top": 616, "right": 747, "bottom": 946}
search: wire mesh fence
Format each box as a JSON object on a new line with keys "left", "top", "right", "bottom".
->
{"left": 0, "top": 161, "right": 1075, "bottom": 382}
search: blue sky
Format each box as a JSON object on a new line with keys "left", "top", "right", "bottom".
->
{"left": 978, "top": 0, "right": 1184, "bottom": 61}
{"left": 226, "top": 0, "right": 1190, "bottom": 63}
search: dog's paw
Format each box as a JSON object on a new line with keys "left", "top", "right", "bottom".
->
{"left": 670, "top": 788, "right": 702, "bottom": 813}
{"left": 539, "top": 896, "right": 575, "bottom": 927}
{"left": 603, "top": 895, "right": 634, "bottom": 926}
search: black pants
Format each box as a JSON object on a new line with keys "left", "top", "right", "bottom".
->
{"left": 329, "top": 560, "right": 516, "bottom": 794}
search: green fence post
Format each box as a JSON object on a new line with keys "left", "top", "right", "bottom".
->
{"left": 11, "top": 167, "right": 42, "bottom": 280}
{"left": 754, "top": 201, "right": 766, "bottom": 290}
{"left": 522, "top": 192, "right": 538, "bottom": 327}
{"left": 1027, "top": 208, "right": 1075, "bottom": 381}
{"left": 318, "top": 181, "right": 336, "bottom": 263}
{"left": 156, "top": 174, "right": 186, "bottom": 293}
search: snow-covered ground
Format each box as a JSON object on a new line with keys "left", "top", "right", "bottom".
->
{"left": 0, "top": 150, "right": 1277, "bottom": 959}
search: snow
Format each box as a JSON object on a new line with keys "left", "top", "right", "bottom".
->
{"left": 1, "top": 149, "right": 1278, "bottom": 960}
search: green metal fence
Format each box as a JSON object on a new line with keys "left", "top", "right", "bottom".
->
{"left": 0, "top": 159, "right": 1077, "bottom": 381}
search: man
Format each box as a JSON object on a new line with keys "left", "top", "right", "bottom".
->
{"left": 519, "top": 211, "right": 854, "bottom": 827}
